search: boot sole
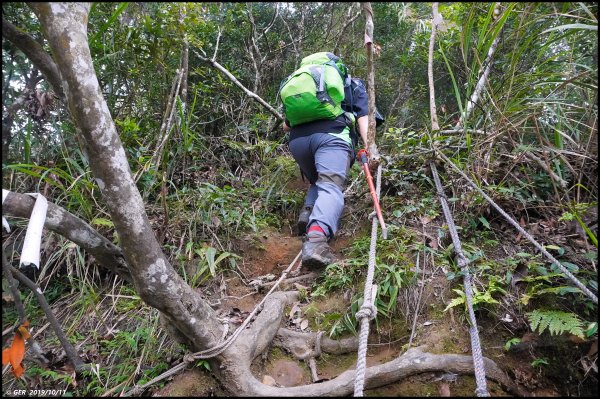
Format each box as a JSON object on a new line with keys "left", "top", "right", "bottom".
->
{"left": 297, "top": 220, "right": 308, "bottom": 236}
{"left": 302, "top": 254, "right": 336, "bottom": 271}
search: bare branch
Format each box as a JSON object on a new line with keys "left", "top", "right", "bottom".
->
{"left": 2, "top": 16, "right": 65, "bottom": 101}
{"left": 525, "top": 152, "right": 568, "bottom": 188}
{"left": 193, "top": 50, "right": 284, "bottom": 122}
{"left": 456, "top": 3, "right": 503, "bottom": 128}
{"left": 2, "top": 250, "right": 27, "bottom": 324}
{"left": 333, "top": 8, "right": 362, "bottom": 55}
{"left": 9, "top": 265, "right": 86, "bottom": 371}
{"left": 212, "top": 27, "right": 222, "bottom": 63}
{"left": 362, "top": 2, "right": 380, "bottom": 159}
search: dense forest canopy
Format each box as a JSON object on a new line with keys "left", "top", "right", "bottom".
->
{"left": 2, "top": 2, "right": 597, "bottom": 397}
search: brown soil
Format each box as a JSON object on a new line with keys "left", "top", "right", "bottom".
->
{"left": 236, "top": 229, "right": 302, "bottom": 277}
{"left": 153, "top": 368, "right": 224, "bottom": 397}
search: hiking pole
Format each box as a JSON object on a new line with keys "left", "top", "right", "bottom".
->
{"left": 357, "top": 149, "right": 387, "bottom": 239}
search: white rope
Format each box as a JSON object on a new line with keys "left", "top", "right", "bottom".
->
{"left": 431, "top": 162, "right": 490, "bottom": 397}
{"left": 437, "top": 151, "right": 598, "bottom": 304}
{"left": 353, "top": 164, "right": 383, "bottom": 396}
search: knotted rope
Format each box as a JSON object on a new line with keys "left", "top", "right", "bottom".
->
{"left": 430, "top": 161, "right": 490, "bottom": 397}
{"left": 353, "top": 163, "right": 383, "bottom": 396}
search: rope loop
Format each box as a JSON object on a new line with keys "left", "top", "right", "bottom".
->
{"left": 183, "top": 352, "right": 196, "bottom": 364}
{"left": 356, "top": 303, "right": 377, "bottom": 321}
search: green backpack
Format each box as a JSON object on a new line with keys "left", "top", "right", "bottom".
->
{"left": 279, "top": 52, "right": 348, "bottom": 127}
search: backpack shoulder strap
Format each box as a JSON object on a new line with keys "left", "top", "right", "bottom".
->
{"left": 324, "top": 60, "right": 346, "bottom": 81}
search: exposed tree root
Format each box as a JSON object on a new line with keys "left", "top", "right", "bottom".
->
{"left": 212, "top": 290, "right": 525, "bottom": 396}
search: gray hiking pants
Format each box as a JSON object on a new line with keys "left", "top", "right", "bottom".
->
{"left": 289, "top": 133, "right": 352, "bottom": 238}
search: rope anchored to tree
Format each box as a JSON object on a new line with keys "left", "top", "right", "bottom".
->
{"left": 353, "top": 163, "right": 383, "bottom": 397}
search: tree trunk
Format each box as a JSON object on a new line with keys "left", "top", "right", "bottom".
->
{"left": 28, "top": 3, "right": 223, "bottom": 352}
{"left": 428, "top": 3, "right": 440, "bottom": 131}
{"left": 362, "top": 2, "right": 380, "bottom": 160}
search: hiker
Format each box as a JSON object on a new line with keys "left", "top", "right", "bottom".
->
{"left": 279, "top": 52, "right": 378, "bottom": 270}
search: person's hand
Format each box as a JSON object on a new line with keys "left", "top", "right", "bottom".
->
{"left": 356, "top": 148, "right": 369, "bottom": 163}
{"left": 282, "top": 120, "right": 291, "bottom": 132}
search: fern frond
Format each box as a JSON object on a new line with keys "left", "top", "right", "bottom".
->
{"left": 526, "top": 310, "right": 584, "bottom": 338}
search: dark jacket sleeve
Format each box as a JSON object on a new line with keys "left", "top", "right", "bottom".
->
{"left": 343, "top": 78, "right": 369, "bottom": 118}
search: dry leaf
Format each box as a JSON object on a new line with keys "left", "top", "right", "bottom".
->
{"left": 511, "top": 262, "right": 528, "bottom": 287}
{"left": 569, "top": 334, "right": 586, "bottom": 344}
{"left": 300, "top": 319, "right": 309, "bottom": 330}
{"left": 428, "top": 238, "right": 439, "bottom": 249}
{"left": 293, "top": 283, "right": 308, "bottom": 291}
{"left": 2, "top": 321, "right": 30, "bottom": 378}
{"left": 289, "top": 303, "right": 301, "bottom": 319}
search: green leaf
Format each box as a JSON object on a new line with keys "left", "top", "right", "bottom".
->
{"left": 504, "top": 338, "right": 521, "bottom": 351}
{"left": 544, "top": 245, "right": 564, "bottom": 255}
{"left": 91, "top": 218, "right": 114, "bottom": 228}
{"left": 542, "top": 23, "right": 598, "bottom": 34}
{"left": 89, "top": 2, "right": 131, "bottom": 47}
{"left": 204, "top": 246, "right": 217, "bottom": 276}
{"left": 586, "top": 322, "right": 597, "bottom": 338}
{"left": 479, "top": 216, "right": 491, "bottom": 229}
{"left": 526, "top": 310, "right": 584, "bottom": 338}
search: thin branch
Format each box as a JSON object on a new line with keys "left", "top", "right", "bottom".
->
{"left": 438, "top": 129, "right": 486, "bottom": 135}
{"left": 2, "top": 191, "right": 131, "bottom": 282}
{"left": 2, "top": 249, "right": 27, "bottom": 324}
{"left": 257, "top": 3, "right": 279, "bottom": 43}
{"left": 2, "top": 17, "right": 65, "bottom": 101}
{"left": 193, "top": 49, "right": 284, "bottom": 122}
{"left": 456, "top": 2, "right": 502, "bottom": 128}
{"left": 212, "top": 27, "right": 222, "bottom": 63}
{"left": 525, "top": 152, "right": 568, "bottom": 188}
{"left": 333, "top": 8, "right": 362, "bottom": 55}
{"left": 9, "top": 265, "right": 86, "bottom": 371}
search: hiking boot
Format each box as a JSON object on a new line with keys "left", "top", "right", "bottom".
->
{"left": 297, "top": 206, "right": 313, "bottom": 235}
{"left": 301, "top": 234, "right": 337, "bottom": 271}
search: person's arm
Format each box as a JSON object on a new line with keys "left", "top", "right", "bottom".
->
{"left": 352, "top": 80, "right": 380, "bottom": 165}
{"left": 357, "top": 115, "right": 369, "bottom": 148}
{"left": 283, "top": 120, "right": 291, "bottom": 132}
